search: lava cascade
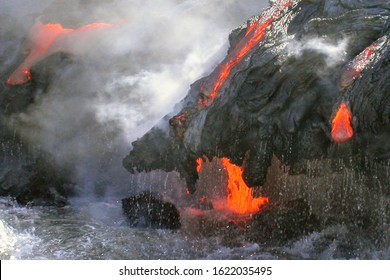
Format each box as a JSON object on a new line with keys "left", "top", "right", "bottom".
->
{"left": 198, "top": 0, "right": 293, "bottom": 107}
{"left": 196, "top": 158, "right": 269, "bottom": 215}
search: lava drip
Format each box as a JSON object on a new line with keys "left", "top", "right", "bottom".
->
{"left": 198, "top": 0, "right": 294, "bottom": 107}
{"left": 332, "top": 37, "right": 387, "bottom": 144}
{"left": 331, "top": 102, "right": 354, "bottom": 144}
{"left": 6, "top": 21, "right": 113, "bottom": 86}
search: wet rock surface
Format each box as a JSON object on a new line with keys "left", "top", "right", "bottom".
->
{"left": 0, "top": 156, "right": 74, "bottom": 207}
{"left": 248, "top": 199, "right": 320, "bottom": 244}
{"left": 0, "top": 0, "right": 389, "bottom": 249}
{"left": 124, "top": 0, "right": 390, "bottom": 192}
{"left": 122, "top": 191, "right": 181, "bottom": 230}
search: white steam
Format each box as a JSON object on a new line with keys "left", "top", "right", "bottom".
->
{"left": 1, "top": 0, "right": 269, "bottom": 197}
{"left": 288, "top": 37, "right": 349, "bottom": 67}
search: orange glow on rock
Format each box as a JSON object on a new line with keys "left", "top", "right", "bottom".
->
{"left": 331, "top": 102, "right": 354, "bottom": 144}
{"left": 221, "top": 158, "right": 269, "bottom": 215}
{"left": 195, "top": 158, "right": 269, "bottom": 215}
{"left": 196, "top": 158, "right": 203, "bottom": 173}
{"left": 199, "top": 0, "right": 292, "bottom": 107}
{"left": 340, "top": 42, "right": 377, "bottom": 91}
{"left": 353, "top": 43, "right": 376, "bottom": 73}
{"left": 7, "top": 21, "right": 113, "bottom": 86}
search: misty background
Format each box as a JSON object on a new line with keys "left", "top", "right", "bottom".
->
{"left": 0, "top": 0, "right": 269, "bottom": 204}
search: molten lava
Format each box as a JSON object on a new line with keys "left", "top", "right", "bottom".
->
{"left": 6, "top": 21, "right": 113, "bottom": 86}
{"left": 331, "top": 102, "right": 354, "bottom": 144}
{"left": 339, "top": 36, "right": 388, "bottom": 92}
{"left": 334, "top": 37, "right": 386, "bottom": 143}
{"left": 222, "top": 158, "right": 269, "bottom": 215}
{"left": 196, "top": 158, "right": 203, "bottom": 173}
{"left": 198, "top": 0, "right": 293, "bottom": 107}
{"left": 195, "top": 158, "right": 268, "bottom": 215}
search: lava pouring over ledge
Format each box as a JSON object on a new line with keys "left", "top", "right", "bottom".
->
{"left": 198, "top": 0, "right": 294, "bottom": 107}
{"left": 197, "top": 158, "right": 269, "bottom": 215}
{"left": 222, "top": 158, "right": 269, "bottom": 215}
{"left": 6, "top": 21, "right": 113, "bottom": 86}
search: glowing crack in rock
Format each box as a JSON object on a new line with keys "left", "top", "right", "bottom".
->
{"left": 198, "top": 0, "right": 294, "bottom": 107}
{"left": 331, "top": 102, "right": 354, "bottom": 144}
{"left": 6, "top": 21, "right": 113, "bottom": 86}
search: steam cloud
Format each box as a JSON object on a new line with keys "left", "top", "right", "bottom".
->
{"left": 287, "top": 37, "right": 349, "bottom": 67}
{"left": 1, "top": 0, "right": 268, "bottom": 198}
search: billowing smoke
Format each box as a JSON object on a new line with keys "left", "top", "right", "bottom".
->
{"left": 287, "top": 37, "right": 349, "bottom": 68}
{"left": 1, "top": 0, "right": 268, "bottom": 199}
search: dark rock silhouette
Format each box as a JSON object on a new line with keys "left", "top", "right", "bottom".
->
{"left": 0, "top": 156, "right": 74, "bottom": 207}
{"left": 122, "top": 191, "right": 181, "bottom": 230}
{"left": 248, "top": 199, "right": 320, "bottom": 243}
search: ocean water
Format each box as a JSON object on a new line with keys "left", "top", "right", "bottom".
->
{"left": 1, "top": 193, "right": 390, "bottom": 260}
{"left": 1, "top": 0, "right": 390, "bottom": 261}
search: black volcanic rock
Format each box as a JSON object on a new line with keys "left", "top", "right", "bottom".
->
{"left": 0, "top": 156, "right": 75, "bottom": 207}
{"left": 122, "top": 191, "right": 181, "bottom": 230}
{"left": 123, "top": 0, "right": 390, "bottom": 191}
{"left": 248, "top": 199, "right": 320, "bottom": 243}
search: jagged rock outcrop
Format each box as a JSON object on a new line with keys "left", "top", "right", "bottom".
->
{"left": 123, "top": 0, "right": 390, "bottom": 193}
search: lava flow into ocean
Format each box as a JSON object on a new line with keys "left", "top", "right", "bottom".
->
{"left": 1, "top": 0, "right": 390, "bottom": 256}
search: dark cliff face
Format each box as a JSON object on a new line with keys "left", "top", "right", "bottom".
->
{"left": 123, "top": 0, "right": 390, "bottom": 192}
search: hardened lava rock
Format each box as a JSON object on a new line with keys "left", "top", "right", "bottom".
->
{"left": 122, "top": 191, "right": 181, "bottom": 230}
{"left": 123, "top": 0, "right": 390, "bottom": 191}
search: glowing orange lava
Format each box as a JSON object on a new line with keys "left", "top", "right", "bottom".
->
{"left": 353, "top": 43, "right": 376, "bottom": 73}
{"left": 199, "top": 0, "right": 293, "bottom": 107}
{"left": 331, "top": 102, "right": 354, "bottom": 144}
{"left": 196, "top": 158, "right": 203, "bottom": 173}
{"left": 222, "top": 158, "right": 269, "bottom": 215}
{"left": 7, "top": 21, "right": 113, "bottom": 86}
{"left": 335, "top": 37, "right": 385, "bottom": 143}
{"left": 340, "top": 42, "right": 377, "bottom": 91}
{"left": 196, "top": 158, "right": 268, "bottom": 215}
